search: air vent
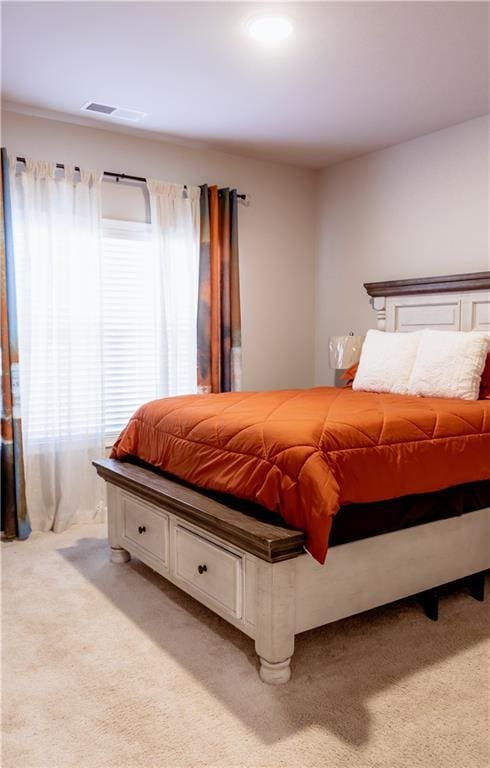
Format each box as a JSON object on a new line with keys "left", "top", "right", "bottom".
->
{"left": 83, "top": 102, "right": 116, "bottom": 115}
{"left": 81, "top": 102, "right": 146, "bottom": 122}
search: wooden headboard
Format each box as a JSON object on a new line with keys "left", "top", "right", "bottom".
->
{"left": 364, "top": 271, "right": 490, "bottom": 333}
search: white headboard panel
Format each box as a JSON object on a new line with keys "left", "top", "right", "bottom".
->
{"left": 364, "top": 273, "right": 490, "bottom": 333}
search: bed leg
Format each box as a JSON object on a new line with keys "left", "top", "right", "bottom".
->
{"left": 259, "top": 657, "right": 292, "bottom": 685}
{"left": 418, "top": 587, "right": 439, "bottom": 621}
{"left": 110, "top": 546, "right": 130, "bottom": 564}
{"left": 106, "top": 484, "right": 130, "bottom": 563}
{"left": 254, "top": 559, "right": 296, "bottom": 685}
{"left": 468, "top": 571, "right": 486, "bottom": 602}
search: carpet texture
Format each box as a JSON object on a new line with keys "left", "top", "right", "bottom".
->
{"left": 2, "top": 523, "right": 489, "bottom": 768}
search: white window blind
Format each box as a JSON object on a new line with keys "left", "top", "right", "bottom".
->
{"left": 102, "top": 219, "right": 164, "bottom": 441}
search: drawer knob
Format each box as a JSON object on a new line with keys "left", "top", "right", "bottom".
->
{"left": 197, "top": 564, "right": 208, "bottom": 575}
{"left": 138, "top": 525, "right": 146, "bottom": 534}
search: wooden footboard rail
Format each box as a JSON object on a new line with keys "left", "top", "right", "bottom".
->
{"left": 93, "top": 459, "right": 305, "bottom": 563}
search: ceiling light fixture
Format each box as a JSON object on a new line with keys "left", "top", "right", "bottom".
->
{"left": 246, "top": 15, "right": 293, "bottom": 44}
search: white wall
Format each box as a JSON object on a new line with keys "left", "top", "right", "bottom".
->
{"left": 315, "top": 115, "right": 490, "bottom": 384}
{"left": 4, "top": 111, "right": 488, "bottom": 393}
{"left": 1, "top": 110, "right": 317, "bottom": 391}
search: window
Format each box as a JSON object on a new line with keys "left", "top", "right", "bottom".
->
{"left": 102, "top": 219, "right": 174, "bottom": 442}
{"left": 12, "top": 170, "right": 198, "bottom": 450}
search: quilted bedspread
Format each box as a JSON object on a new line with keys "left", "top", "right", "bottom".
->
{"left": 111, "top": 387, "right": 490, "bottom": 563}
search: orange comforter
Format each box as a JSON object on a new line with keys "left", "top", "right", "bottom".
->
{"left": 111, "top": 388, "right": 490, "bottom": 563}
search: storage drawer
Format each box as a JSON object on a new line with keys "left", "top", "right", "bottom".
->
{"left": 174, "top": 526, "right": 243, "bottom": 618}
{"left": 121, "top": 493, "right": 169, "bottom": 567}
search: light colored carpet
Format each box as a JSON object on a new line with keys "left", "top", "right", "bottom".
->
{"left": 2, "top": 524, "right": 488, "bottom": 768}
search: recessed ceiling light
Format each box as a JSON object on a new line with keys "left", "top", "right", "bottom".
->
{"left": 246, "top": 15, "right": 293, "bottom": 44}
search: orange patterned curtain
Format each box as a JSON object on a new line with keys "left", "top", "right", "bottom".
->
{"left": 1, "top": 148, "right": 30, "bottom": 540}
{"left": 197, "top": 185, "right": 241, "bottom": 393}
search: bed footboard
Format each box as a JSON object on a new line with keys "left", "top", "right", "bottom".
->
{"left": 94, "top": 459, "right": 489, "bottom": 684}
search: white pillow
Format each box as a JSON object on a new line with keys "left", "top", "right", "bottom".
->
{"left": 352, "top": 329, "right": 421, "bottom": 395}
{"left": 408, "top": 330, "right": 488, "bottom": 400}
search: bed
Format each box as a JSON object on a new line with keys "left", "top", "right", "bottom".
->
{"left": 93, "top": 271, "right": 490, "bottom": 684}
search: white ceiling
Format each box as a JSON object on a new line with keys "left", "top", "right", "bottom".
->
{"left": 2, "top": 1, "right": 489, "bottom": 168}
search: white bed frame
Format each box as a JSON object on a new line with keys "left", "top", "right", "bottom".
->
{"left": 94, "top": 272, "right": 490, "bottom": 684}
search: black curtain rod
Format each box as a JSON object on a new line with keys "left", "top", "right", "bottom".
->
{"left": 15, "top": 157, "right": 246, "bottom": 199}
